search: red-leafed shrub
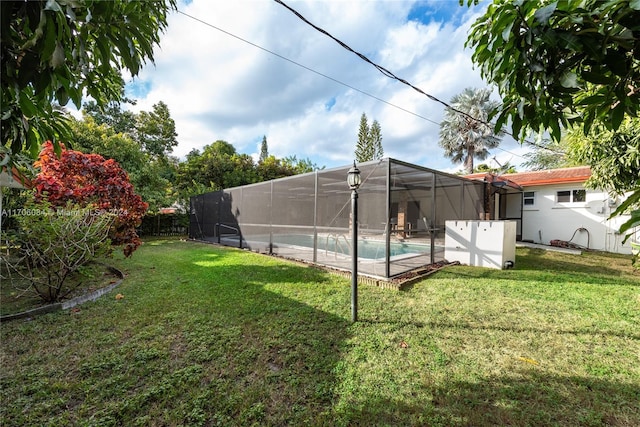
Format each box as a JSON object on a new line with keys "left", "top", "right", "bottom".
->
{"left": 34, "top": 141, "right": 148, "bottom": 256}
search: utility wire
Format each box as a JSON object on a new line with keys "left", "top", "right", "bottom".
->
{"left": 176, "top": 9, "right": 534, "bottom": 161}
{"left": 274, "top": 1, "right": 462, "bottom": 111}
{"left": 273, "top": 0, "right": 553, "bottom": 153}
{"left": 176, "top": 10, "right": 440, "bottom": 126}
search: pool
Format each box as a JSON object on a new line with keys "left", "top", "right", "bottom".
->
{"left": 261, "top": 234, "right": 431, "bottom": 260}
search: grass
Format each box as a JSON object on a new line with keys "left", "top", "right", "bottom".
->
{"left": 1, "top": 238, "right": 639, "bottom": 426}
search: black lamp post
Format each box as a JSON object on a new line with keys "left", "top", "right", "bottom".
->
{"left": 347, "top": 161, "right": 362, "bottom": 323}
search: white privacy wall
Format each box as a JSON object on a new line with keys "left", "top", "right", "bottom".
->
{"left": 445, "top": 220, "right": 517, "bottom": 269}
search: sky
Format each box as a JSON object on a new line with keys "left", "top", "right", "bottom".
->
{"left": 122, "top": 0, "right": 535, "bottom": 173}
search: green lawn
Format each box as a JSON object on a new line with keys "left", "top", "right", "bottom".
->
{"left": 1, "top": 239, "right": 639, "bottom": 426}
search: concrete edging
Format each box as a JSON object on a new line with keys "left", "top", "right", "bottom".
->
{"left": 0, "top": 264, "right": 124, "bottom": 323}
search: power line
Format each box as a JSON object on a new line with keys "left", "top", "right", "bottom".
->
{"left": 273, "top": 0, "right": 552, "bottom": 153}
{"left": 175, "top": 8, "right": 534, "bottom": 161}
{"left": 273, "top": 1, "right": 480, "bottom": 121}
{"left": 176, "top": 10, "right": 440, "bottom": 126}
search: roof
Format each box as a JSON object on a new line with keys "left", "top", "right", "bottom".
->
{"left": 465, "top": 166, "right": 591, "bottom": 188}
{"left": 502, "top": 166, "right": 591, "bottom": 187}
{"left": 464, "top": 172, "right": 523, "bottom": 191}
{"left": 0, "top": 167, "right": 31, "bottom": 189}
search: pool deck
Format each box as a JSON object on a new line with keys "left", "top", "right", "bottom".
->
{"left": 203, "top": 234, "right": 444, "bottom": 279}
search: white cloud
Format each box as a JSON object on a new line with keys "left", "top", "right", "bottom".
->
{"left": 126, "top": 0, "right": 535, "bottom": 172}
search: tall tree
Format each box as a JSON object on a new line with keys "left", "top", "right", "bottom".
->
{"left": 69, "top": 116, "right": 174, "bottom": 213}
{"left": 355, "top": 113, "right": 384, "bottom": 162}
{"left": 369, "top": 120, "right": 384, "bottom": 160}
{"left": 210, "top": 140, "right": 237, "bottom": 157}
{"left": 282, "top": 155, "right": 323, "bottom": 174}
{"left": 473, "top": 162, "right": 517, "bottom": 174}
{"left": 83, "top": 100, "right": 178, "bottom": 158}
{"left": 438, "top": 87, "right": 502, "bottom": 174}
{"left": 355, "top": 113, "right": 371, "bottom": 162}
{"left": 1, "top": 0, "right": 176, "bottom": 167}
{"left": 136, "top": 101, "right": 178, "bottom": 158}
{"left": 466, "top": 0, "right": 640, "bottom": 142}
{"left": 259, "top": 135, "right": 269, "bottom": 163}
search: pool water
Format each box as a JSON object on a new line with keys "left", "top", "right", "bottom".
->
{"left": 268, "top": 234, "right": 430, "bottom": 260}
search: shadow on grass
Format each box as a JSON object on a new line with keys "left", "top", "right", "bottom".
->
{"left": 515, "top": 248, "right": 639, "bottom": 284}
{"left": 0, "top": 245, "right": 351, "bottom": 426}
{"left": 436, "top": 256, "right": 638, "bottom": 287}
{"left": 362, "top": 318, "right": 640, "bottom": 341}
{"left": 6, "top": 241, "right": 637, "bottom": 426}
{"left": 118, "top": 249, "right": 350, "bottom": 426}
{"left": 337, "top": 372, "right": 640, "bottom": 426}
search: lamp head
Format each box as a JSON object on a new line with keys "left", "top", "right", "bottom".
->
{"left": 347, "top": 161, "right": 361, "bottom": 190}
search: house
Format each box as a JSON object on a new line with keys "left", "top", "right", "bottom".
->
{"left": 468, "top": 166, "right": 637, "bottom": 255}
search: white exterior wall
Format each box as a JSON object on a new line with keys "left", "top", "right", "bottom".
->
{"left": 520, "top": 184, "right": 635, "bottom": 254}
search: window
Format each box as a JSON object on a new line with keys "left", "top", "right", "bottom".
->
{"left": 523, "top": 191, "right": 535, "bottom": 206}
{"left": 557, "top": 190, "right": 571, "bottom": 203}
{"left": 556, "top": 189, "right": 586, "bottom": 203}
{"left": 573, "top": 189, "right": 586, "bottom": 202}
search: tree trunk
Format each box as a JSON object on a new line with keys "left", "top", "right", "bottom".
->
{"left": 464, "top": 147, "right": 474, "bottom": 174}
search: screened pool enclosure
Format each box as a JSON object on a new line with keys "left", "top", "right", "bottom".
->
{"left": 190, "top": 158, "right": 486, "bottom": 279}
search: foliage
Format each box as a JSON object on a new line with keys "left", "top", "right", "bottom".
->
{"left": 82, "top": 99, "right": 137, "bottom": 135}
{"left": 1, "top": 0, "right": 176, "bottom": 167}
{"left": 282, "top": 155, "right": 323, "bottom": 174}
{"left": 1, "top": 240, "right": 639, "bottom": 425}
{"left": 70, "top": 115, "right": 176, "bottom": 213}
{"left": 3, "top": 197, "right": 114, "bottom": 303}
{"left": 256, "top": 155, "right": 296, "bottom": 182}
{"left": 466, "top": 0, "right": 640, "bottom": 142}
{"left": 354, "top": 113, "right": 384, "bottom": 162}
{"left": 176, "top": 141, "right": 321, "bottom": 200}
{"left": 567, "top": 117, "right": 640, "bottom": 195}
{"left": 209, "top": 140, "right": 236, "bottom": 157}
{"left": 81, "top": 100, "right": 180, "bottom": 210}
{"left": 439, "top": 87, "right": 503, "bottom": 174}
{"left": 473, "top": 161, "right": 517, "bottom": 174}
{"left": 137, "top": 213, "right": 189, "bottom": 237}
{"left": 71, "top": 116, "right": 142, "bottom": 170}
{"left": 135, "top": 101, "right": 178, "bottom": 159}
{"left": 176, "top": 142, "right": 252, "bottom": 196}
{"left": 34, "top": 141, "right": 148, "bottom": 256}
{"left": 520, "top": 137, "right": 578, "bottom": 171}
{"left": 567, "top": 117, "right": 640, "bottom": 259}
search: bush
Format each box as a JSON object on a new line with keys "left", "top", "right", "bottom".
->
{"left": 34, "top": 141, "right": 148, "bottom": 257}
{"left": 2, "top": 198, "right": 115, "bottom": 303}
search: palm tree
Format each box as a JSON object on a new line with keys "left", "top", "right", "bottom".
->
{"left": 438, "top": 87, "right": 503, "bottom": 174}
